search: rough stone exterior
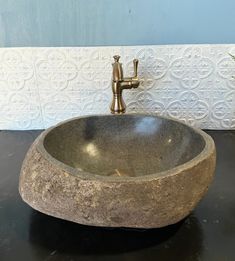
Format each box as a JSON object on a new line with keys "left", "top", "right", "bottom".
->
{"left": 19, "top": 130, "right": 216, "bottom": 228}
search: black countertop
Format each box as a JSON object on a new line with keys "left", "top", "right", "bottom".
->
{"left": 0, "top": 130, "right": 235, "bottom": 261}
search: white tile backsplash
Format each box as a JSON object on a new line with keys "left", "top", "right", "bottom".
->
{"left": 0, "top": 45, "right": 235, "bottom": 130}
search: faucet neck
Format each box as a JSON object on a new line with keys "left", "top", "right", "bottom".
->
{"left": 112, "top": 55, "right": 123, "bottom": 82}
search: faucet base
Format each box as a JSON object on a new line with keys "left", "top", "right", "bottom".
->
{"left": 110, "top": 109, "right": 126, "bottom": 114}
{"left": 110, "top": 95, "right": 126, "bottom": 114}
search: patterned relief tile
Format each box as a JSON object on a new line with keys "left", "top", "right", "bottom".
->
{"left": 0, "top": 45, "right": 235, "bottom": 130}
{"left": 0, "top": 48, "right": 43, "bottom": 129}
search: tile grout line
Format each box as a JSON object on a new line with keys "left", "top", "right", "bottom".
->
{"left": 32, "top": 48, "right": 45, "bottom": 129}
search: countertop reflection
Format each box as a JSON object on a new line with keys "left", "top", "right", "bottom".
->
{"left": 29, "top": 211, "right": 202, "bottom": 257}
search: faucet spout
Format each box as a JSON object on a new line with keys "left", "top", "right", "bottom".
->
{"left": 110, "top": 56, "right": 140, "bottom": 114}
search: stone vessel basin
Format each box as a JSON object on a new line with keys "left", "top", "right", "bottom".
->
{"left": 19, "top": 114, "right": 216, "bottom": 228}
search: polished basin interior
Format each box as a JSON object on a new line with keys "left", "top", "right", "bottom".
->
{"left": 43, "top": 115, "right": 205, "bottom": 177}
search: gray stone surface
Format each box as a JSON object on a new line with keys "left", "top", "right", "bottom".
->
{"left": 19, "top": 114, "right": 216, "bottom": 228}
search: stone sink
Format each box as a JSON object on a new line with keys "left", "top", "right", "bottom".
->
{"left": 19, "top": 114, "right": 216, "bottom": 228}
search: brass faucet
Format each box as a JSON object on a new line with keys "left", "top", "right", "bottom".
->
{"left": 110, "top": 55, "right": 140, "bottom": 114}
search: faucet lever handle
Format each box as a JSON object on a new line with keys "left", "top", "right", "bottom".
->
{"left": 133, "top": 59, "right": 139, "bottom": 78}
